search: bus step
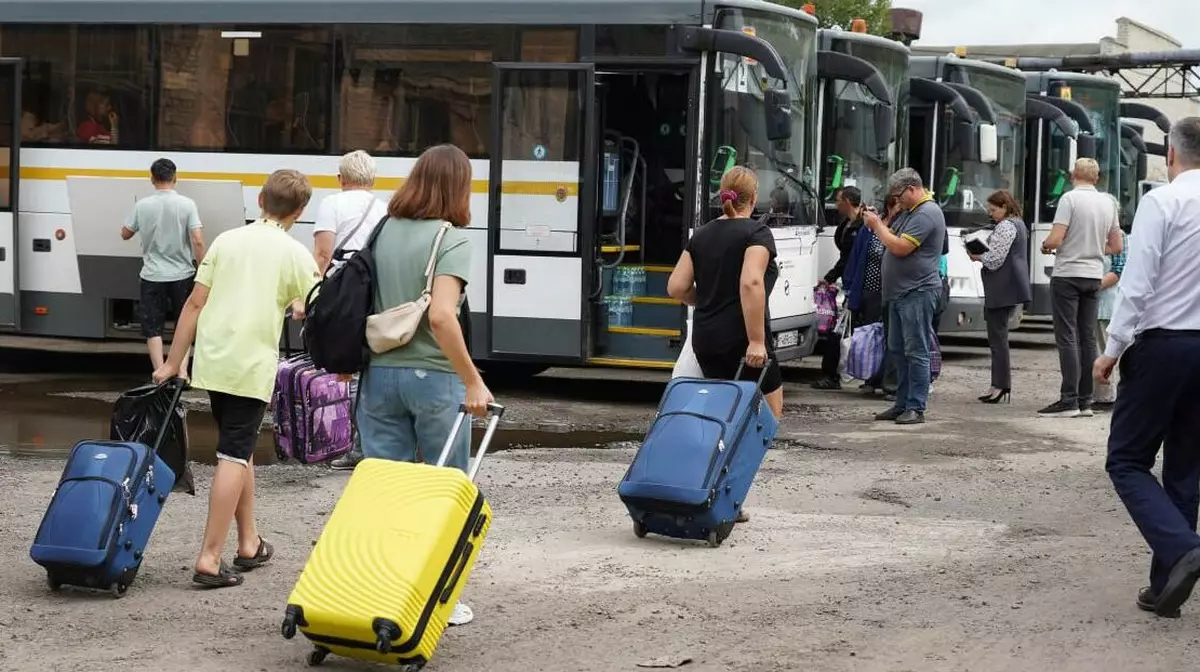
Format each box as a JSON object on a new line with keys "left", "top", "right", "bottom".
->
{"left": 607, "top": 326, "right": 680, "bottom": 337}
{"left": 626, "top": 299, "right": 684, "bottom": 329}
{"left": 602, "top": 267, "right": 671, "bottom": 297}
{"left": 600, "top": 244, "right": 641, "bottom": 254}
{"left": 601, "top": 329, "right": 680, "bottom": 361}
{"left": 587, "top": 356, "right": 676, "bottom": 370}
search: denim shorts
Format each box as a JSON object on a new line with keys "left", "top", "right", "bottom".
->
{"left": 356, "top": 366, "right": 469, "bottom": 473}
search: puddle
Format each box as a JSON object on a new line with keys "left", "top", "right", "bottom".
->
{"left": 0, "top": 383, "right": 642, "bottom": 466}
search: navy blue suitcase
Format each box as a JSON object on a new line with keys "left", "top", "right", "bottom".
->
{"left": 30, "top": 379, "right": 187, "bottom": 597}
{"left": 618, "top": 362, "right": 778, "bottom": 547}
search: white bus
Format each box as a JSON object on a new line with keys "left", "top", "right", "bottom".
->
{"left": 0, "top": 0, "right": 823, "bottom": 376}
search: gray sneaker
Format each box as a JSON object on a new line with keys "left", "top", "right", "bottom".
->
{"left": 329, "top": 450, "right": 363, "bottom": 471}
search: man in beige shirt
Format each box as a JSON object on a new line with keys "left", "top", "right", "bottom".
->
{"left": 1038, "top": 158, "right": 1123, "bottom": 418}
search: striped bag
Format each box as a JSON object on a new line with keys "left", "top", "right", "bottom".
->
{"left": 845, "top": 322, "right": 884, "bottom": 382}
{"left": 929, "top": 329, "right": 942, "bottom": 381}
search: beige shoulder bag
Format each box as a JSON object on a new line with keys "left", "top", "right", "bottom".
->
{"left": 365, "top": 222, "right": 453, "bottom": 354}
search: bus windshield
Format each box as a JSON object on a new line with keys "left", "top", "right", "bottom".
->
{"left": 823, "top": 41, "right": 907, "bottom": 209}
{"left": 1063, "top": 81, "right": 1122, "bottom": 196}
{"left": 709, "top": 6, "right": 818, "bottom": 227}
{"left": 939, "top": 65, "right": 1026, "bottom": 224}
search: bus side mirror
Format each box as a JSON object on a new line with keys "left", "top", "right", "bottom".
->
{"left": 764, "top": 89, "right": 792, "bottom": 142}
{"left": 1137, "top": 153, "right": 1148, "bottom": 182}
{"left": 957, "top": 123, "right": 978, "bottom": 162}
{"left": 874, "top": 106, "right": 895, "bottom": 155}
{"left": 1077, "top": 135, "right": 1097, "bottom": 159}
{"left": 979, "top": 123, "right": 998, "bottom": 165}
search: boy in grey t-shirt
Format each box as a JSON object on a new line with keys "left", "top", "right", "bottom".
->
{"left": 1038, "top": 158, "right": 1123, "bottom": 418}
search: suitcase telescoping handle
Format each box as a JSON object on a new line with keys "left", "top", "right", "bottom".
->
{"left": 734, "top": 357, "right": 774, "bottom": 391}
{"left": 435, "top": 403, "right": 506, "bottom": 482}
{"left": 150, "top": 377, "right": 190, "bottom": 456}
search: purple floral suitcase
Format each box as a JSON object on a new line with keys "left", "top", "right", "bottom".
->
{"left": 271, "top": 355, "right": 354, "bottom": 464}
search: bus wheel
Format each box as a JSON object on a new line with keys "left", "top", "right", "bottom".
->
{"left": 480, "top": 362, "right": 551, "bottom": 381}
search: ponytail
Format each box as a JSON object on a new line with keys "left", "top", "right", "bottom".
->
{"left": 718, "top": 166, "right": 758, "bottom": 218}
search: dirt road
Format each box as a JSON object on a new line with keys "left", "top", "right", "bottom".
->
{"left": 0, "top": 322, "right": 1192, "bottom": 671}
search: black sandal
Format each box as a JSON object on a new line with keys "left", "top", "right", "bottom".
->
{"left": 233, "top": 537, "right": 274, "bottom": 571}
{"left": 192, "top": 561, "right": 244, "bottom": 589}
{"left": 811, "top": 378, "right": 841, "bottom": 390}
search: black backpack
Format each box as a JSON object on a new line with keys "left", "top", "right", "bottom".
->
{"left": 303, "top": 215, "right": 390, "bottom": 374}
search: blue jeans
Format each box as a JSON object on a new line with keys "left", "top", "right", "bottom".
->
{"left": 356, "top": 365, "right": 469, "bottom": 473}
{"left": 886, "top": 289, "right": 938, "bottom": 413}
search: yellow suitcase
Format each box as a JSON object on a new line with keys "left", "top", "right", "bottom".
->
{"left": 281, "top": 403, "right": 503, "bottom": 669}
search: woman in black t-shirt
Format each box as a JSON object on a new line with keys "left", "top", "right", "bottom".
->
{"left": 666, "top": 166, "right": 784, "bottom": 419}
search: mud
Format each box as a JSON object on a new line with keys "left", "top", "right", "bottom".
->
{"left": 1, "top": 319, "right": 1195, "bottom": 672}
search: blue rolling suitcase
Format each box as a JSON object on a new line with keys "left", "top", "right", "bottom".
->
{"left": 618, "top": 361, "right": 778, "bottom": 547}
{"left": 30, "top": 378, "right": 188, "bottom": 597}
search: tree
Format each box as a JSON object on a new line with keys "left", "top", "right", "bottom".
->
{"left": 772, "top": 0, "right": 893, "bottom": 37}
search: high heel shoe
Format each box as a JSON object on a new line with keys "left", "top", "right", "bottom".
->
{"left": 979, "top": 388, "right": 1011, "bottom": 404}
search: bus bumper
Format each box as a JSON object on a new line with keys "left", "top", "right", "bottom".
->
{"left": 938, "top": 297, "right": 986, "bottom": 333}
{"left": 771, "top": 313, "right": 819, "bottom": 362}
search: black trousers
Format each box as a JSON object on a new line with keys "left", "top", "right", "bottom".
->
{"left": 984, "top": 305, "right": 1016, "bottom": 389}
{"left": 1105, "top": 331, "right": 1200, "bottom": 593}
{"left": 1051, "top": 276, "right": 1101, "bottom": 405}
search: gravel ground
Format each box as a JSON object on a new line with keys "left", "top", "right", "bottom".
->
{"left": 0, "top": 320, "right": 1193, "bottom": 672}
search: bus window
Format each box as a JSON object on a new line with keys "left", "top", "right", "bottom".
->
{"left": 594, "top": 25, "right": 673, "bottom": 58}
{"left": 158, "top": 26, "right": 332, "bottom": 152}
{"left": 339, "top": 26, "right": 510, "bottom": 158}
{"left": 1, "top": 25, "right": 152, "bottom": 149}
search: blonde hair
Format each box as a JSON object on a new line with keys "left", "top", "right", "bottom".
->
{"left": 338, "top": 150, "right": 377, "bottom": 187}
{"left": 261, "top": 169, "right": 313, "bottom": 220}
{"left": 1073, "top": 158, "right": 1101, "bottom": 183}
{"left": 718, "top": 166, "right": 758, "bottom": 218}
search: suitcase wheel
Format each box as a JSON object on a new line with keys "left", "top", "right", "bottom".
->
{"left": 109, "top": 582, "right": 128, "bottom": 599}
{"left": 633, "top": 520, "right": 648, "bottom": 539}
{"left": 307, "top": 647, "right": 329, "bottom": 667}
{"left": 46, "top": 573, "right": 61, "bottom": 592}
{"left": 706, "top": 531, "right": 722, "bottom": 548}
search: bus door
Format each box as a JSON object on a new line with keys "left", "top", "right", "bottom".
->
{"left": 0, "top": 58, "right": 20, "bottom": 329}
{"left": 486, "top": 63, "right": 596, "bottom": 361}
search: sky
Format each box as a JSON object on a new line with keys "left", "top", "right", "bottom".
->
{"left": 900, "top": 0, "right": 1200, "bottom": 49}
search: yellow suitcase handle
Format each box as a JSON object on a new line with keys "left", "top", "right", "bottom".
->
{"left": 436, "top": 403, "right": 506, "bottom": 482}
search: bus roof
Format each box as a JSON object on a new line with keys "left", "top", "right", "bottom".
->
{"left": 1024, "top": 70, "right": 1121, "bottom": 90}
{"left": 912, "top": 55, "right": 1025, "bottom": 83}
{"left": 819, "top": 29, "right": 909, "bottom": 55}
{"left": 0, "top": 0, "right": 709, "bottom": 25}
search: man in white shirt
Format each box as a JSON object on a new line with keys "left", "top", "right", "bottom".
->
{"left": 313, "top": 150, "right": 388, "bottom": 470}
{"left": 313, "top": 150, "right": 388, "bottom": 275}
{"left": 1038, "top": 158, "right": 1123, "bottom": 418}
{"left": 1096, "top": 117, "right": 1200, "bottom": 619}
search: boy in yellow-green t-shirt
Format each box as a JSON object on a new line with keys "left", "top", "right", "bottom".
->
{"left": 154, "top": 169, "right": 318, "bottom": 588}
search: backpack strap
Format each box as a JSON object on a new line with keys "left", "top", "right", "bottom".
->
{"left": 421, "top": 223, "right": 454, "bottom": 296}
{"left": 330, "top": 202, "right": 378, "bottom": 260}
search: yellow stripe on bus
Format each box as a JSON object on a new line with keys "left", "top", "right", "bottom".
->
{"left": 13, "top": 166, "right": 578, "bottom": 197}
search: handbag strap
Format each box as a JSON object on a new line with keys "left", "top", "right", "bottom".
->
{"left": 337, "top": 200, "right": 377, "bottom": 253}
{"left": 421, "top": 222, "right": 453, "bottom": 296}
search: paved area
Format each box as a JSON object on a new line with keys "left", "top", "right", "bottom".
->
{"left": 0, "top": 320, "right": 1191, "bottom": 672}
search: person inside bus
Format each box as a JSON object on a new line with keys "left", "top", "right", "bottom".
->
{"left": 20, "top": 84, "right": 66, "bottom": 143}
{"left": 812, "top": 186, "right": 865, "bottom": 390}
{"left": 356, "top": 144, "right": 492, "bottom": 626}
{"left": 312, "top": 150, "right": 389, "bottom": 472}
{"left": 76, "top": 90, "right": 119, "bottom": 145}
{"left": 970, "top": 189, "right": 1030, "bottom": 405}
{"left": 666, "top": 166, "right": 782, "bottom": 524}
{"left": 121, "top": 158, "right": 206, "bottom": 373}
{"left": 153, "top": 169, "right": 318, "bottom": 589}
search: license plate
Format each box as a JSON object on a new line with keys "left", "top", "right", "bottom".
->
{"left": 775, "top": 329, "right": 799, "bottom": 348}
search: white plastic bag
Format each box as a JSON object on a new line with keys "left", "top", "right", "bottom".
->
{"left": 672, "top": 319, "right": 704, "bottom": 379}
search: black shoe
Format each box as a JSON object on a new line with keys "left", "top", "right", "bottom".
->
{"left": 874, "top": 407, "right": 904, "bottom": 422}
{"left": 895, "top": 410, "right": 925, "bottom": 425}
{"left": 882, "top": 393, "right": 897, "bottom": 402}
{"left": 979, "top": 389, "right": 1012, "bottom": 404}
{"left": 811, "top": 377, "right": 842, "bottom": 390}
{"left": 1156, "top": 547, "right": 1200, "bottom": 617}
{"left": 1137, "top": 587, "right": 1161, "bottom": 613}
{"left": 1092, "top": 400, "right": 1115, "bottom": 413}
{"left": 1037, "top": 399, "right": 1080, "bottom": 418}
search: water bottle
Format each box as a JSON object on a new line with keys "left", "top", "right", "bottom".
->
{"left": 606, "top": 295, "right": 621, "bottom": 326}
{"left": 630, "top": 266, "right": 646, "bottom": 297}
{"left": 620, "top": 297, "right": 634, "bottom": 326}
{"left": 614, "top": 266, "right": 630, "bottom": 296}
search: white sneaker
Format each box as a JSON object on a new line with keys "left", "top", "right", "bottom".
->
{"left": 448, "top": 602, "right": 474, "bottom": 626}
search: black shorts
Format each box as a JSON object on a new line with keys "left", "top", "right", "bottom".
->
{"left": 694, "top": 348, "right": 784, "bottom": 395}
{"left": 208, "top": 391, "right": 267, "bottom": 465}
{"left": 140, "top": 277, "right": 195, "bottom": 339}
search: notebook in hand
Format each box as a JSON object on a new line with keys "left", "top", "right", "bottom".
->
{"left": 963, "top": 230, "right": 990, "bottom": 256}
